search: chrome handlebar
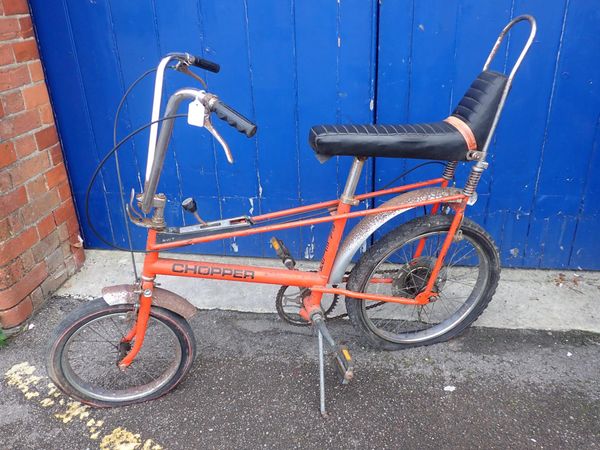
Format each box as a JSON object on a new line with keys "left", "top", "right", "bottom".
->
{"left": 140, "top": 53, "right": 252, "bottom": 215}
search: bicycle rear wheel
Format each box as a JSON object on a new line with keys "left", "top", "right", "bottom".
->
{"left": 47, "top": 299, "right": 196, "bottom": 407}
{"left": 345, "top": 215, "right": 500, "bottom": 350}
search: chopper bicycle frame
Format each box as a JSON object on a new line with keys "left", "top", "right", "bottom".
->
{"left": 47, "top": 16, "right": 536, "bottom": 416}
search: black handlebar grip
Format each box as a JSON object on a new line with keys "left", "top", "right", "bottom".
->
{"left": 189, "top": 55, "right": 220, "bottom": 73}
{"left": 211, "top": 100, "right": 257, "bottom": 138}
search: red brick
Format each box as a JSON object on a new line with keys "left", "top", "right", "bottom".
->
{"left": 22, "top": 82, "right": 49, "bottom": 109}
{"left": 20, "top": 248, "right": 34, "bottom": 272}
{"left": 2, "top": 0, "right": 29, "bottom": 15}
{"left": 45, "top": 163, "right": 67, "bottom": 188}
{"left": 0, "top": 43, "right": 14, "bottom": 66}
{"left": 24, "top": 174, "right": 47, "bottom": 199}
{"left": 13, "top": 133, "right": 36, "bottom": 158}
{"left": 0, "top": 226, "right": 37, "bottom": 266}
{"left": 6, "top": 211, "right": 23, "bottom": 236}
{"left": 45, "top": 246, "right": 65, "bottom": 274}
{"left": 12, "top": 39, "right": 38, "bottom": 63}
{"left": 0, "top": 172, "right": 12, "bottom": 191}
{"left": 53, "top": 200, "right": 76, "bottom": 225}
{"left": 36, "top": 213, "right": 56, "bottom": 240}
{"left": 0, "top": 109, "right": 40, "bottom": 140}
{"left": 10, "top": 151, "right": 50, "bottom": 186}
{"left": 48, "top": 144, "right": 63, "bottom": 166}
{"left": 39, "top": 102, "right": 53, "bottom": 124}
{"left": 0, "top": 257, "right": 23, "bottom": 290}
{"left": 21, "top": 187, "right": 60, "bottom": 225}
{"left": 18, "top": 16, "right": 33, "bottom": 39}
{"left": 57, "top": 222, "right": 68, "bottom": 241}
{"left": 66, "top": 214, "right": 79, "bottom": 236}
{"left": 0, "top": 141, "right": 16, "bottom": 169}
{"left": 40, "top": 266, "right": 68, "bottom": 296}
{"left": 73, "top": 246, "right": 85, "bottom": 268}
{"left": 0, "top": 90, "right": 24, "bottom": 115}
{"left": 28, "top": 60, "right": 44, "bottom": 82}
{"left": 34, "top": 125, "right": 58, "bottom": 150}
{"left": 0, "top": 17, "right": 20, "bottom": 41}
{"left": 0, "top": 64, "right": 30, "bottom": 92}
{"left": 0, "top": 296, "right": 33, "bottom": 328}
{"left": 31, "top": 230, "right": 59, "bottom": 263}
{"left": 0, "top": 185, "right": 26, "bottom": 219}
{"left": 60, "top": 240, "right": 70, "bottom": 259}
{"left": 29, "top": 287, "right": 46, "bottom": 311}
{"left": 0, "top": 218, "right": 10, "bottom": 241}
{"left": 30, "top": 286, "right": 44, "bottom": 310}
{"left": 57, "top": 180, "right": 71, "bottom": 201}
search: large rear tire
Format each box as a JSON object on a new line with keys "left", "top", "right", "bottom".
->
{"left": 345, "top": 215, "right": 500, "bottom": 350}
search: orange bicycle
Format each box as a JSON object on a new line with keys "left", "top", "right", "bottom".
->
{"left": 47, "top": 16, "right": 536, "bottom": 416}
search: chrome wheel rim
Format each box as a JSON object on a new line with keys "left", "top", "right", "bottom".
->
{"left": 61, "top": 310, "right": 182, "bottom": 402}
{"left": 360, "top": 230, "right": 489, "bottom": 344}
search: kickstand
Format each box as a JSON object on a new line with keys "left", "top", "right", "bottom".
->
{"left": 318, "top": 330, "right": 328, "bottom": 418}
{"left": 312, "top": 312, "right": 354, "bottom": 418}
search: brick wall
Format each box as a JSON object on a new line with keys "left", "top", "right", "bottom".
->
{"left": 0, "top": 0, "right": 84, "bottom": 330}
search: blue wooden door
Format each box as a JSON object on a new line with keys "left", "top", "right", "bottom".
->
{"left": 29, "top": 1, "right": 599, "bottom": 269}
{"left": 376, "top": 0, "right": 600, "bottom": 270}
{"left": 29, "top": 0, "right": 377, "bottom": 260}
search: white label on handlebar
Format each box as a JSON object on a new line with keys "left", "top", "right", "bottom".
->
{"left": 188, "top": 99, "right": 205, "bottom": 127}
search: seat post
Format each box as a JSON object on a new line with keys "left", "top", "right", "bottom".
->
{"left": 340, "top": 157, "right": 366, "bottom": 204}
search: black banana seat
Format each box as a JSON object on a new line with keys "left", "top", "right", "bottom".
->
{"left": 309, "top": 70, "right": 507, "bottom": 162}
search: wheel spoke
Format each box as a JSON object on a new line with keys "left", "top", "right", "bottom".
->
{"left": 59, "top": 307, "right": 185, "bottom": 403}
{"left": 353, "top": 222, "right": 496, "bottom": 345}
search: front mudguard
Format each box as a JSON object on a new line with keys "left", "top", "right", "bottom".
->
{"left": 101, "top": 284, "right": 197, "bottom": 320}
{"left": 328, "top": 187, "right": 463, "bottom": 284}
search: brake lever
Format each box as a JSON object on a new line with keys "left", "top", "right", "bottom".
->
{"left": 203, "top": 110, "right": 234, "bottom": 164}
{"left": 174, "top": 61, "right": 208, "bottom": 89}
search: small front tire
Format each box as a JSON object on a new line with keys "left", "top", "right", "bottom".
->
{"left": 47, "top": 299, "right": 196, "bottom": 407}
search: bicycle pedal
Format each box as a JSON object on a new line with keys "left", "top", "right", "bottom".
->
{"left": 270, "top": 237, "right": 296, "bottom": 269}
{"left": 333, "top": 345, "right": 354, "bottom": 385}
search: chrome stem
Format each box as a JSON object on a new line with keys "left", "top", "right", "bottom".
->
{"left": 141, "top": 88, "right": 204, "bottom": 214}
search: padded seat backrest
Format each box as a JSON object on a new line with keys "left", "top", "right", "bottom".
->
{"left": 452, "top": 70, "right": 508, "bottom": 149}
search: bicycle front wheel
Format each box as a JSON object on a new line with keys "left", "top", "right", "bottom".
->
{"left": 345, "top": 215, "right": 500, "bottom": 350}
{"left": 47, "top": 299, "right": 196, "bottom": 407}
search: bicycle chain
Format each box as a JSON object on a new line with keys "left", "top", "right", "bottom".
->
{"left": 275, "top": 269, "right": 402, "bottom": 325}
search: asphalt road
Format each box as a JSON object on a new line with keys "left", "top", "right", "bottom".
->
{"left": 1, "top": 297, "right": 599, "bottom": 449}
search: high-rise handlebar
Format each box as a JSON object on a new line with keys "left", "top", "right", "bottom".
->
{"left": 140, "top": 53, "right": 257, "bottom": 215}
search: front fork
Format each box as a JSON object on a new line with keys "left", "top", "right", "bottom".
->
{"left": 118, "top": 235, "right": 159, "bottom": 369}
{"left": 117, "top": 280, "right": 154, "bottom": 369}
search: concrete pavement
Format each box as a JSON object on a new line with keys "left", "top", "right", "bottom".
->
{"left": 58, "top": 250, "right": 600, "bottom": 332}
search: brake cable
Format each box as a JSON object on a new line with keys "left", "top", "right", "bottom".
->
{"left": 84, "top": 114, "right": 188, "bottom": 255}
{"left": 112, "top": 68, "right": 158, "bottom": 280}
